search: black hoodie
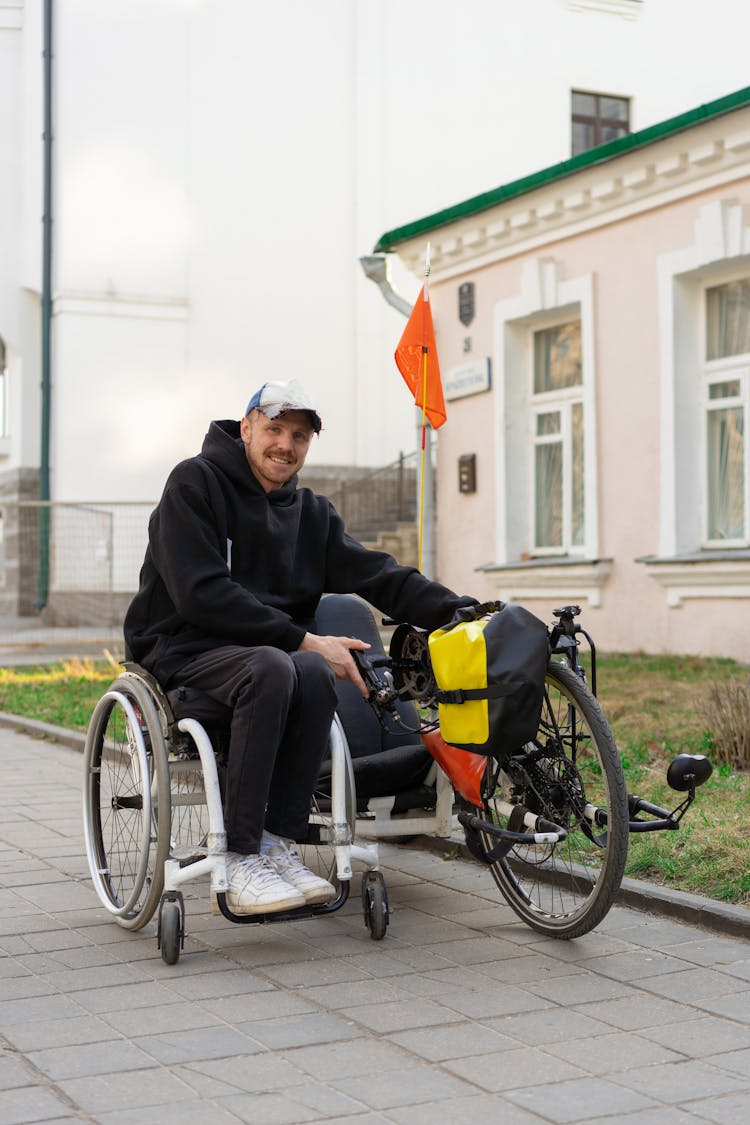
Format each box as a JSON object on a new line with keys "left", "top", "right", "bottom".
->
{"left": 124, "top": 420, "right": 475, "bottom": 685}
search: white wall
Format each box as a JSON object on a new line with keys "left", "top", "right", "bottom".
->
{"left": 0, "top": 2, "right": 23, "bottom": 457}
{"left": 358, "top": 0, "right": 750, "bottom": 231}
{"left": 4, "top": 0, "right": 750, "bottom": 502}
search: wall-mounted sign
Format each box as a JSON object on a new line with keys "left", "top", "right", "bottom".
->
{"left": 444, "top": 357, "right": 491, "bottom": 402}
{"left": 458, "top": 281, "right": 475, "bottom": 327}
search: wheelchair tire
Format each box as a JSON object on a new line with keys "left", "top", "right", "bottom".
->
{"left": 362, "top": 870, "right": 389, "bottom": 941}
{"left": 477, "top": 660, "right": 629, "bottom": 940}
{"left": 158, "top": 895, "right": 184, "bottom": 966}
{"left": 82, "top": 673, "right": 171, "bottom": 930}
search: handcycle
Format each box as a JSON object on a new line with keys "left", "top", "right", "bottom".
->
{"left": 362, "top": 600, "right": 712, "bottom": 940}
{"left": 82, "top": 597, "right": 712, "bottom": 964}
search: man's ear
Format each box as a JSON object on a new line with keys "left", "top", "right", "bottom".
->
{"left": 239, "top": 414, "right": 252, "bottom": 441}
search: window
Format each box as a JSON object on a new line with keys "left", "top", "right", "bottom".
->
{"left": 532, "top": 322, "right": 585, "bottom": 551}
{"left": 486, "top": 264, "right": 605, "bottom": 606}
{"left": 571, "top": 90, "right": 630, "bottom": 156}
{"left": 704, "top": 280, "right": 749, "bottom": 544}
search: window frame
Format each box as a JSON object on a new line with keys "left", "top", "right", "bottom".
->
{"left": 571, "top": 89, "right": 630, "bottom": 156}
{"left": 530, "top": 320, "right": 586, "bottom": 556}
{"left": 700, "top": 284, "right": 750, "bottom": 547}
{"left": 647, "top": 203, "right": 750, "bottom": 609}
{"left": 488, "top": 264, "right": 605, "bottom": 606}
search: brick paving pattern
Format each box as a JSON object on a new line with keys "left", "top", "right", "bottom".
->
{"left": 0, "top": 727, "right": 748, "bottom": 1124}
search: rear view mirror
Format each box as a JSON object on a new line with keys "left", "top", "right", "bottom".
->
{"left": 667, "top": 754, "right": 713, "bottom": 793}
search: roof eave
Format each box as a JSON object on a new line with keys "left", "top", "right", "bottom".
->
{"left": 374, "top": 85, "right": 750, "bottom": 253}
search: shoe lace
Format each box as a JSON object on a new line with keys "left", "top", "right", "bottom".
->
{"left": 231, "top": 853, "right": 286, "bottom": 890}
{"left": 270, "top": 839, "right": 306, "bottom": 874}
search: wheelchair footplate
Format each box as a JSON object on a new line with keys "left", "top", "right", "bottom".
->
{"left": 213, "top": 882, "right": 350, "bottom": 925}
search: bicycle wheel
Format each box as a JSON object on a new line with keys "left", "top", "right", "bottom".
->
{"left": 82, "top": 673, "right": 171, "bottom": 930}
{"left": 478, "top": 660, "right": 629, "bottom": 939}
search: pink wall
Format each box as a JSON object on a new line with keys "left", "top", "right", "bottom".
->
{"left": 431, "top": 181, "right": 750, "bottom": 659}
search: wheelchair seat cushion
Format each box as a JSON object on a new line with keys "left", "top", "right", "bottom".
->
{"left": 315, "top": 594, "right": 426, "bottom": 757}
{"left": 317, "top": 741, "right": 433, "bottom": 802}
{"left": 313, "top": 593, "right": 436, "bottom": 803}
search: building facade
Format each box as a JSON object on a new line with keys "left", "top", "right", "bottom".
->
{"left": 378, "top": 90, "right": 750, "bottom": 660}
{"left": 3, "top": 1, "right": 750, "bottom": 622}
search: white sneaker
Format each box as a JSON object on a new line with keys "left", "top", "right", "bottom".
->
{"left": 224, "top": 852, "right": 305, "bottom": 915}
{"left": 265, "top": 838, "right": 337, "bottom": 905}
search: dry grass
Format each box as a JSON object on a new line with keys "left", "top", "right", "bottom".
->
{"left": 698, "top": 676, "right": 750, "bottom": 770}
{"left": 593, "top": 651, "right": 750, "bottom": 905}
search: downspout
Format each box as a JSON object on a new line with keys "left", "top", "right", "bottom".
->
{"left": 359, "top": 254, "right": 412, "bottom": 317}
{"left": 37, "top": 0, "right": 53, "bottom": 609}
{"left": 359, "top": 254, "right": 436, "bottom": 579}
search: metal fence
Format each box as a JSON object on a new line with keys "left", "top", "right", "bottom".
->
{"left": 325, "top": 452, "right": 420, "bottom": 540}
{"left": 0, "top": 453, "right": 431, "bottom": 625}
{"left": 0, "top": 500, "right": 154, "bottom": 625}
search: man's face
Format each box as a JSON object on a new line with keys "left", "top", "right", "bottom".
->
{"left": 240, "top": 409, "right": 314, "bottom": 492}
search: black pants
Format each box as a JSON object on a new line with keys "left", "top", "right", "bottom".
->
{"left": 172, "top": 645, "right": 338, "bottom": 854}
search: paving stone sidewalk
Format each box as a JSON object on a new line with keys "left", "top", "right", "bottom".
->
{"left": 1, "top": 727, "right": 749, "bottom": 1125}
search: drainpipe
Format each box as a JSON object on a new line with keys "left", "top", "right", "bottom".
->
{"left": 359, "top": 254, "right": 412, "bottom": 317}
{"left": 359, "top": 254, "right": 436, "bottom": 579}
{"left": 37, "top": 0, "right": 53, "bottom": 609}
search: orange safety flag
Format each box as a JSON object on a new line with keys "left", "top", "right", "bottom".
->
{"left": 394, "top": 284, "right": 447, "bottom": 429}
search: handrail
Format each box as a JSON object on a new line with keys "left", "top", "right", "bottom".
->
{"left": 326, "top": 451, "right": 423, "bottom": 538}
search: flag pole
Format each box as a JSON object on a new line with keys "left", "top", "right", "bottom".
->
{"left": 418, "top": 244, "right": 431, "bottom": 573}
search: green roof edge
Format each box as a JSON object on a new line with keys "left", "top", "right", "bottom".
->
{"left": 373, "top": 85, "right": 750, "bottom": 253}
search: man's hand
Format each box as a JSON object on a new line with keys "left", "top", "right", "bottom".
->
{"left": 299, "top": 633, "right": 371, "bottom": 697}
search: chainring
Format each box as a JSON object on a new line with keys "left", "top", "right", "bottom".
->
{"left": 389, "top": 624, "right": 438, "bottom": 706}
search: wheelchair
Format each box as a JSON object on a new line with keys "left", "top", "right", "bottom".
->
{"left": 82, "top": 595, "right": 443, "bottom": 965}
{"left": 82, "top": 596, "right": 713, "bottom": 964}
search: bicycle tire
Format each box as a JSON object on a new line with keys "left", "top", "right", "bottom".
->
{"left": 477, "top": 659, "right": 629, "bottom": 939}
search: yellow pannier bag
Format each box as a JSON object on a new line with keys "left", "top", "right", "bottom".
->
{"left": 428, "top": 618, "right": 492, "bottom": 745}
{"left": 428, "top": 600, "right": 550, "bottom": 758}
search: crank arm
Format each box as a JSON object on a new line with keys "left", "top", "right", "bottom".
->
{"left": 458, "top": 808, "right": 567, "bottom": 845}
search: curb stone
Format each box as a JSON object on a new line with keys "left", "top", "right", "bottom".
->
{"left": 0, "top": 710, "right": 89, "bottom": 753}
{"left": 411, "top": 832, "right": 749, "bottom": 940}
{"left": 2, "top": 709, "right": 747, "bottom": 941}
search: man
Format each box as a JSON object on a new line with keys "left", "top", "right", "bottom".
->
{"left": 124, "top": 379, "right": 475, "bottom": 915}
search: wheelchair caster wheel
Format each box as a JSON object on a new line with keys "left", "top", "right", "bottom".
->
{"left": 158, "top": 893, "right": 185, "bottom": 965}
{"left": 361, "top": 871, "right": 389, "bottom": 941}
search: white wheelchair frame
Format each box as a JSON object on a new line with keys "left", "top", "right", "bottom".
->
{"left": 82, "top": 667, "right": 390, "bottom": 964}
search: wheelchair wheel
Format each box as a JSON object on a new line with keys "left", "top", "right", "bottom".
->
{"left": 82, "top": 673, "right": 171, "bottom": 930}
{"left": 302, "top": 715, "right": 357, "bottom": 894}
{"left": 158, "top": 894, "right": 184, "bottom": 965}
{"left": 167, "top": 753, "right": 212, "bottom": 862}
{"left": 362, "top": 870, "right": 389, "bottom": 940}
{"left": 477, "top": 660, "right": 629, "bottom": 939}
